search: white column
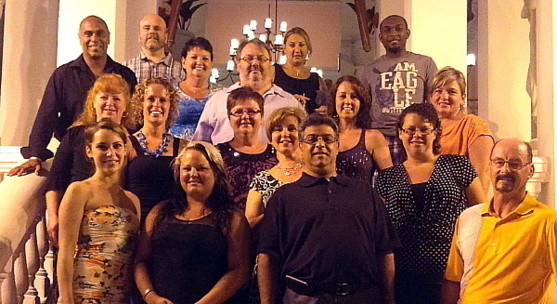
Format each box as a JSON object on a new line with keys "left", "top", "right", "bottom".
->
{"left": 477, "top": 0, "right": 531, "bottom": 140}
{"left": 0, "top": 0, "right": 59, "bottom": 146}
{"left": 377, "top": 0, "right": 467, "bottom": 74}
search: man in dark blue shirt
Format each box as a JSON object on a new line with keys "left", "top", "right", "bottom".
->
{"left": 258, "top": 114, "right": 399, "bottom": 304}
{"left": 9, "top": 15, "right": 137, "bottom": 176}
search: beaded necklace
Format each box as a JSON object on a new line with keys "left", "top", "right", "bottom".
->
{"left": 137, "top": 131, "right": 170, "bottom": 158}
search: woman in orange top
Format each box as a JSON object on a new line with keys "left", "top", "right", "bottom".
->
{"left": 429, "top": 66, "right": 494, "bottom": 193}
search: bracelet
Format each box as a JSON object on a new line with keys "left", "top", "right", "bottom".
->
{"left": 143, "top": 288, "right": 154, "bottom": 300}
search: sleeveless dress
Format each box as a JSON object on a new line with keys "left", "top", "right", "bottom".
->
{"left": 73, "top": 205, "right": 140, "bottom": 304}
{"left": 126, "top": 138, "right": 181, "bottom": 221}
{"left": 151, "top": 213, "right": 231, "bottom": 304}
{"left": 336, "top": 129, "right": 377, "bottom": 183}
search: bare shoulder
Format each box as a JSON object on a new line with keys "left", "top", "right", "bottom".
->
{"left": 123, "top": 189, "right": 141, "bottom": 215}
{"left": 365, "top": 129, "right": 388, "bottom": 147}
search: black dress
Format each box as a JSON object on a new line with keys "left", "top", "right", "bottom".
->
{"left": 151, "top": 213, "right": 228, "bottom": 304}
{"left": 336, "top": 129, "right": 377, "bottom": 184}
{"left": 273, "top": 63, "right": 320, "bottom": 113}
{"left": 126, "top": 138, "right": 180, "bottom": 221}
{"left": 217, "top": 142, "right": 278, "bottom": 211}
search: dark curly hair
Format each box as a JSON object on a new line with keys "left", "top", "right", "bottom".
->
{"left": 328, "top": 75, "right": 371, "bottom": 129}
{"left": 397, "top": 103, "right": 442, "bottom": 155}
{"left": 154, "top": 141, "right": 233, "bottom": 233}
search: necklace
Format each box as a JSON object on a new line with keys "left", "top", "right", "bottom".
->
{"left": 137, "top": 131, "right": 170, "bottom": 158}
{"left": 277, "top": 162, "right": 302, "bottom": 176}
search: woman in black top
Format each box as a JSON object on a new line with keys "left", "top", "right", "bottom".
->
{"left": 134, "top": 141, "right": 250, "bottom": 304}
{"left": 126, "top": 77, "right": 187, "bottom": 220}
{"left": 375, "top": 103, "right": 484, "bottom": 304}
{"left": 273, "top": 27, "right": 326, "bottom": 114}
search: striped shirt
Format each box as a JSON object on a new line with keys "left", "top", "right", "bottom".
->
{"left": 122, "top": 51, "right": 185, "bottom": 84}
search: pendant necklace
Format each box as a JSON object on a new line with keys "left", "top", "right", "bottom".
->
{"left": 277, "top": 162, "right": 303, "bottom": 176}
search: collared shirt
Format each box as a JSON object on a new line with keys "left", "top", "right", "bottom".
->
{"left": 445, "top": 193, "right": 557, "bottom": 304}
{"left": 258, "top": 173, "right": 400, "bottom": 293}
{"left": 122, "top": 51, "right": 185, "bottom": 84}
{"left": 22, "top": 55, "right": 137, "bottom": 160}
{"left": 192, "top": 83, "right": 301, "bottom": 144}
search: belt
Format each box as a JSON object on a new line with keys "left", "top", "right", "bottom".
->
{"left": 285, "top": 277, "right": 372, "bottom": 296}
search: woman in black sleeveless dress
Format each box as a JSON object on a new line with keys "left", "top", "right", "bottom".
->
{"left": 134, "top": 141, "right": 250, "bottom": 304}
{"left": 330, "top": 75, "right": 393, "bottom": 183}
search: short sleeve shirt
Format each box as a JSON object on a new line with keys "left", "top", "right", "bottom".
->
{"left": 376, "top": 154, "right": 477, "bottom": 275}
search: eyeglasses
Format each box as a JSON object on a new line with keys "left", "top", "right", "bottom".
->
{"left": 400, "top": 127, "right": 435, "bottom": 136}
{"left": 240, "top": 55, "right": 270, "bottom": 63}
{"left": 490, "top": 159, "right": 531, "bottom": 171}
{"left": 229, "top": 108, "right": 261, "bottom": 117}
{"left": 301, "top": 135, "right": 338, "bottom": 145}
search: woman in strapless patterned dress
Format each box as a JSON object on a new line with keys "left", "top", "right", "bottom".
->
{"left": 57, "top": 119, "right": 141, "bottom": 304}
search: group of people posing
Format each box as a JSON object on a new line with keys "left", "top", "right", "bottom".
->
{"left": 7, "top": 12, "right": 557, "bottom": 304}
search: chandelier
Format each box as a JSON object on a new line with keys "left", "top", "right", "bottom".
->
{"left": 225, "top": 1, "right": 288, "bottom": 74}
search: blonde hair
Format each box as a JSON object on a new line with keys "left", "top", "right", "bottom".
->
{"left": 72, "top": 74, "right": 135, "bottom": 129}
{"left": 266, "top": 107, "right": 307, "bottom": 140}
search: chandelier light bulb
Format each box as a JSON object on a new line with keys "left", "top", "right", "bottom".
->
{"left": 226, "top": 60, "right": 235, "bottom": 72}
{"left": 231, "top": 38, "right": 240, "bottom": 49}
{"left": 243, "top": 24, "right": 250, "bottom": 36}
{"left": 249, "top": 20, "right": 257, "bottom": 31}
{"left": 274, "top": 34, "right": 284, "bottom": 46}
{"left": 279, "top": 21, "right": 288, "bottom": 33}
{"left": 259, "top": 34, "right": 267, "bottom": 42}
{"left": 211, "top": 68, "right": 219, "bottom": 79}
{"left": 265, "top": 18, "right": 273, "bottom": 29}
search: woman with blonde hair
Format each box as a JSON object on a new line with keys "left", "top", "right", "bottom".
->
{"left": 429, "top": 66, "right": 494, "bottom": 193}
{"left": 245, "top": 106, "right": 307, "bottom": 228}
{"left": 134, "top": 141, "right": 250, "bottom": 304}
{"left": 273, "top": 27, "right": 326, "bottom": 114}
{"left": 45, "top": 73, "right": 137, "bottom": 244}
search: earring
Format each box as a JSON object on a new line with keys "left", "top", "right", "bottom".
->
{"left": 305, "top": 51, "right": 311, "bottom": 61}
{"left": 122, "top": 111, "right": 128, "bottom": 118}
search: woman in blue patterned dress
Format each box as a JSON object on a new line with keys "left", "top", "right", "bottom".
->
{"left": 375, "top": 103, "right": 484, "bottom": 304}
{"left": 168, "top": 37, "right": 215, "bottom": 140}
{"left": 57, "top": 119, "right": 140, "bottom": 304}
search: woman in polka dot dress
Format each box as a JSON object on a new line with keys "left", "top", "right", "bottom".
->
{"left": 376, "top": 103, "right": 484, "bottom": 304}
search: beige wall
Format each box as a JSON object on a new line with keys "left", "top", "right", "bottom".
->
{"left": 206, "top": 0, "right": 341, "bottom": 69}
{"left": 478, "top": 0, "right": 531, "bottom": 140}
{"left": 0, "top": 0, "right": 59, "bottom": 146}
{"left": 57, "top": 0, "right": 157, "bottom": 65}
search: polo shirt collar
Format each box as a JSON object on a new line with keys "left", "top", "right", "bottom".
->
{"left": 225, "top": 83, "right": 285, "bottom": 98}
{"left": 298, "top": 172, "right": 350, "bottom": 187}
{"left": 482, "top": 192, "right": 537, "bottom": 218}
{"left": 139, "top": 50, "right": 173, "bottom": 66}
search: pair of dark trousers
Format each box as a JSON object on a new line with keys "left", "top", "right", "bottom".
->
{"left": 283, "top": 286, "right": 382, "bottom": 304}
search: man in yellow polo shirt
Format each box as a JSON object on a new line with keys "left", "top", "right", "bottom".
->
{"left": 442, "top": 138, "right": 557, "bottom": 304}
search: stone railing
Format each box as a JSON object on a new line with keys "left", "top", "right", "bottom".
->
{"left": 0, "top": 147, "right": 56, "bottom": 303}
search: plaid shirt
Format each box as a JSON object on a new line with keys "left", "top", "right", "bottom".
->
{"left": 122, "top": 51, "right": 185, "bottom": 84}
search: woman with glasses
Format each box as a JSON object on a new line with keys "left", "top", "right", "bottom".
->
{"left": 217, "top": 87, "right": 278, "bottom": 211}
{"left": 375, "top": 103, "right": 484, "bottom": 304}
{"left": 274, "top": 27, "right": 326, "bottom": 114}
{"left": 429, "top": 67, "right": 494, "bottom": 194}
{"left": 329, "top": 75, "right": 393, "bottom": 183}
